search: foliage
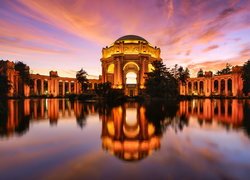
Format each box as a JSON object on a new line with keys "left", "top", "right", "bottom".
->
{"left": 216, "top": 63, "right": 232, "bottom": 75}
{"left": 144, "top": 61, "right": 189, "bottom": 98}
{"left": 0, "top": 75, "right": 11, "bottom": 97}
{"left": 76, "top": 68, "right": 89, "bottom": 91}
{"left": 95, "top": 82, "right": 124, "bottom": 102}
{"left": 14, "top": 61, "right": 33, "bottom": 86}
{"left": 242, "top": 60, "right": 250, "bottom": 95}
{"left": 197, "top": 68, "right": 204, "bottom": 77}
{"left": 95, "top": 82, "right": 112, "bottom": 97}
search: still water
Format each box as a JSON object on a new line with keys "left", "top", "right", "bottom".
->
{"left": 0, "top": 99, "right": 250, "bottom": 179}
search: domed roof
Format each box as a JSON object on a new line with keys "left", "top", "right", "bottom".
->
{"left": 115, "top": 35, "right": 148, "bottom": 43}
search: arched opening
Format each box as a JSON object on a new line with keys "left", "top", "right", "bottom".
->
{"left": 126, "top": 72, "right": 137, "bottom": 84}
{"left": 107, "top": 63, "right": 114, "bottom": 73}
{"left": 188, "top": 82, "right": 192, "bottom": 95}
{"left": 37, "top": 79, "right": 42, "bottom": 95}
{"left": 194, "top": 82, "right": 198, "bottom": 94}
{"left": 214, "top": 80, "right": 218, "bottom": 93}
{"left": 148, "top": 63, "right": 154, "bottom": 72}
{"left": 44, "top": 80, "right": 48, "bottom": 94}
{"left": 228, "top": 79, "right": 232, "bottom": 96}
{"left": 221, "top": 80, "right": 225, "bottom": 95}
{"left": 107, "top": 63, "right": 115, "bottom": 83}
{"left": 199, "top": 81, "right": 204, "bottom": 95}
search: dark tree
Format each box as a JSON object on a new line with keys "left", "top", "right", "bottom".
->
{"left": 14, "top": 61, "right": 33, "bottom": 86}
{"left": 0, "top": 75, "right": 11, "bottom": 98}
{"left": 197, "top": 68, "right": 204, "bottom": 77}
{"left": 178, "top": 66, "right": 190, "bottom": 84}
{"left": 242, "top": 60, "right": 250, "bottom": 95}
{"left": 76, "top": 68, "right": 88, "bottom": 91}
{"left": 145, "top": 61, "right": 179, "bottom": 98}
{"left": 94, "top": 82, "right": 112, "bottom": 97}
{"left": 216, "top": 63, "right": 232, "bottom": 75}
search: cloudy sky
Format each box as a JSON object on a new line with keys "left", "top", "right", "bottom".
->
{"left": 1, "top": 0, "right": 250, "bottom": 78}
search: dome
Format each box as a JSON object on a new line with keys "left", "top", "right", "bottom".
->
{"left": 115, "top": 35, "right": 148, "bottom": 43}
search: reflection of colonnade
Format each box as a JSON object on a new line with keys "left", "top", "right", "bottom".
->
{"left": 2, "top": 99, "right": 97, "bottom": 137}
{"left": 180, "top": 67, "right": 243, "bottom": 97}
{"left": 101, "top": 103, "right": 160, "bottom": 161}
{"left": 178, "top": 99, "right": 244, "bottom": 126}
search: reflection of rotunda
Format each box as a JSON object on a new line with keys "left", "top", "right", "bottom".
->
{"left": 101, "top": 103, "right": 160, "bottom": 161}
{"left": 101, "top": 35, "right": 162, "bottom": 96}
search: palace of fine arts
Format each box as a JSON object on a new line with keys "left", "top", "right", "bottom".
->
{"left": 1, "top": 1, "right": 250, "bottom": 179}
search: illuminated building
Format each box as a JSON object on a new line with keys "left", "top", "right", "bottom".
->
{"left": 0, "top": 60, "right": 101, "bottom": 97}
{"left": 101, "top": 35, "right": 162, "bottom": 96}
{"left": 180, "top": 67, "right": 244, "bottom": 97}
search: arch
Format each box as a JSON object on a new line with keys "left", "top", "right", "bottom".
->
{"left": 123, "top": 62, "right": 140, "bottom": 71}
{"left": 199, "top": 81, "right": 204, "bottom": 95}
{"left": 188, "top": 82, "right": 192, "bottom": 94}
{"left": 214, "top": 80, "right": 218, "bottom": 93}
{"left": 194, "top": 82, "right": 198, "bottom": 92}
{"left": 227, "top": 79, "right": 232, "bottom": 95}
{"left": 148, "top": 63, "right": 154, "bottom": 72}
{"left": 107, "top": 63, "right": 114, "bottom": 73}
{"left": 37, "top": 79, "right": 42, "bottom": 95}
{"left": 126, "top": 72, "right": 137, "bottom": 84}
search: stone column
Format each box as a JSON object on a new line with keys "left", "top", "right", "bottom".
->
{"left": 225, "top": 79, "right": 228, "bottom": 96}
{"left": 197, "top": 81, "right": 200, "bottom": 95}
{"left": 34, "top": 79, "right": 37, "bottom": 95}
{"left": 62, "top": 81, "right": 65, "bottom": 96}
{"left": 218, "top": 79, "right": 221, "bottom": 95}
{"left": 54, "top": 79, "right": 58, "bottom": 96}
{"left": 117, "top": 59, "right": 122, "bottom": 87}
{"left": 191, "top": 82, "right": 194, "bottom": 94}
{"left": 41, "top": 80, "right": 44, "bottom": 95}
{"left": 69, "top": 82, "right": 72, "bottom": 93}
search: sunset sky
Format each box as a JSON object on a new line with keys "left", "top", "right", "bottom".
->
{"left": 1, "top": 0, "right": 250, "bottom": 78}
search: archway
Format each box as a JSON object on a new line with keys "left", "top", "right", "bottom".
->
{"left": 123, "top": 62, "right": 140, "bottom": 96}
{"left": 214, "top": 80, "right": 218, "bottom": 93}
{"left": 228, "top": 79, "right": 232, "bottom": 96}
{"left": 199, "top": 81, "right": 204, "bottom": 95}
{"left": 188, "top": 82, "right": 192, "bottom": 95}
{"left": 126, "top": 72, "right": 137, "bottom": 84}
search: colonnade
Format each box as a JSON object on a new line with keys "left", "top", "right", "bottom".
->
{"left": 180, "top": 73, "right": 243, "bottom": 97}
{"left": 31, "top": 76, "right": 81, "bottom": 97}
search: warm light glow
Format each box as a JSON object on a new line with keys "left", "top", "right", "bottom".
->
{"left": 126, "top": 72, "right": 137, "bottom": 84}
{"left": 148, "top": 63, "right": 154, "bottom": 72}
{"left": 107, "top": 121, "right": 115, "bottom": 136}
{"left": 107, "top": 64, "right": 114, "bottom": 73}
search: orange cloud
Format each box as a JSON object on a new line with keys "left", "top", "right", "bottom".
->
{"left": 203, "top": 45, "right": 219, "bottom": 52}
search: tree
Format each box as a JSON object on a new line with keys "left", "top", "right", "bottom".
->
{"left": 216, "top": 63, "right": 232, "bottom": 75}
{"left": 76, "top": 68, "right": 88, "bottom": 91}
{"left": 145, "top": 61, "right": 179, "bottom": 98}
{"left": 242, "top": 60, "right": 250, "bottom": 95}
{"left": 197, "top": 68, "right": 204, "bottom": 77}
{"left": 14, "top": 61, "right": 33, "bottom": 86}
{"left": 0, "top": 75, "right": 11, "bottom": 98}
{"left": 94, "top": 82, "right": 112, "bottom": 97}
{"left": 178, "top": 67, "right": 190, "bottom": 84}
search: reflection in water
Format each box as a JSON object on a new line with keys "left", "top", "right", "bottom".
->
{"left": 0, "top": 99, "right": 250, "bottom": 159}
{"left": 0, "top": 99, "right": 98, "bottom": 138}
{"left": 1, "top": 99, "right": 250, "bottom": 179}
{"left": 101, "top": 103, "right": 161, "bottom": 161}
{"left": 178, "top": 99, "right": 250, "bottom": 137}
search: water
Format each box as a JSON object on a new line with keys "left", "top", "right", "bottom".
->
{"left": 0, "top": 99, "right": 250, "bottom": 179}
